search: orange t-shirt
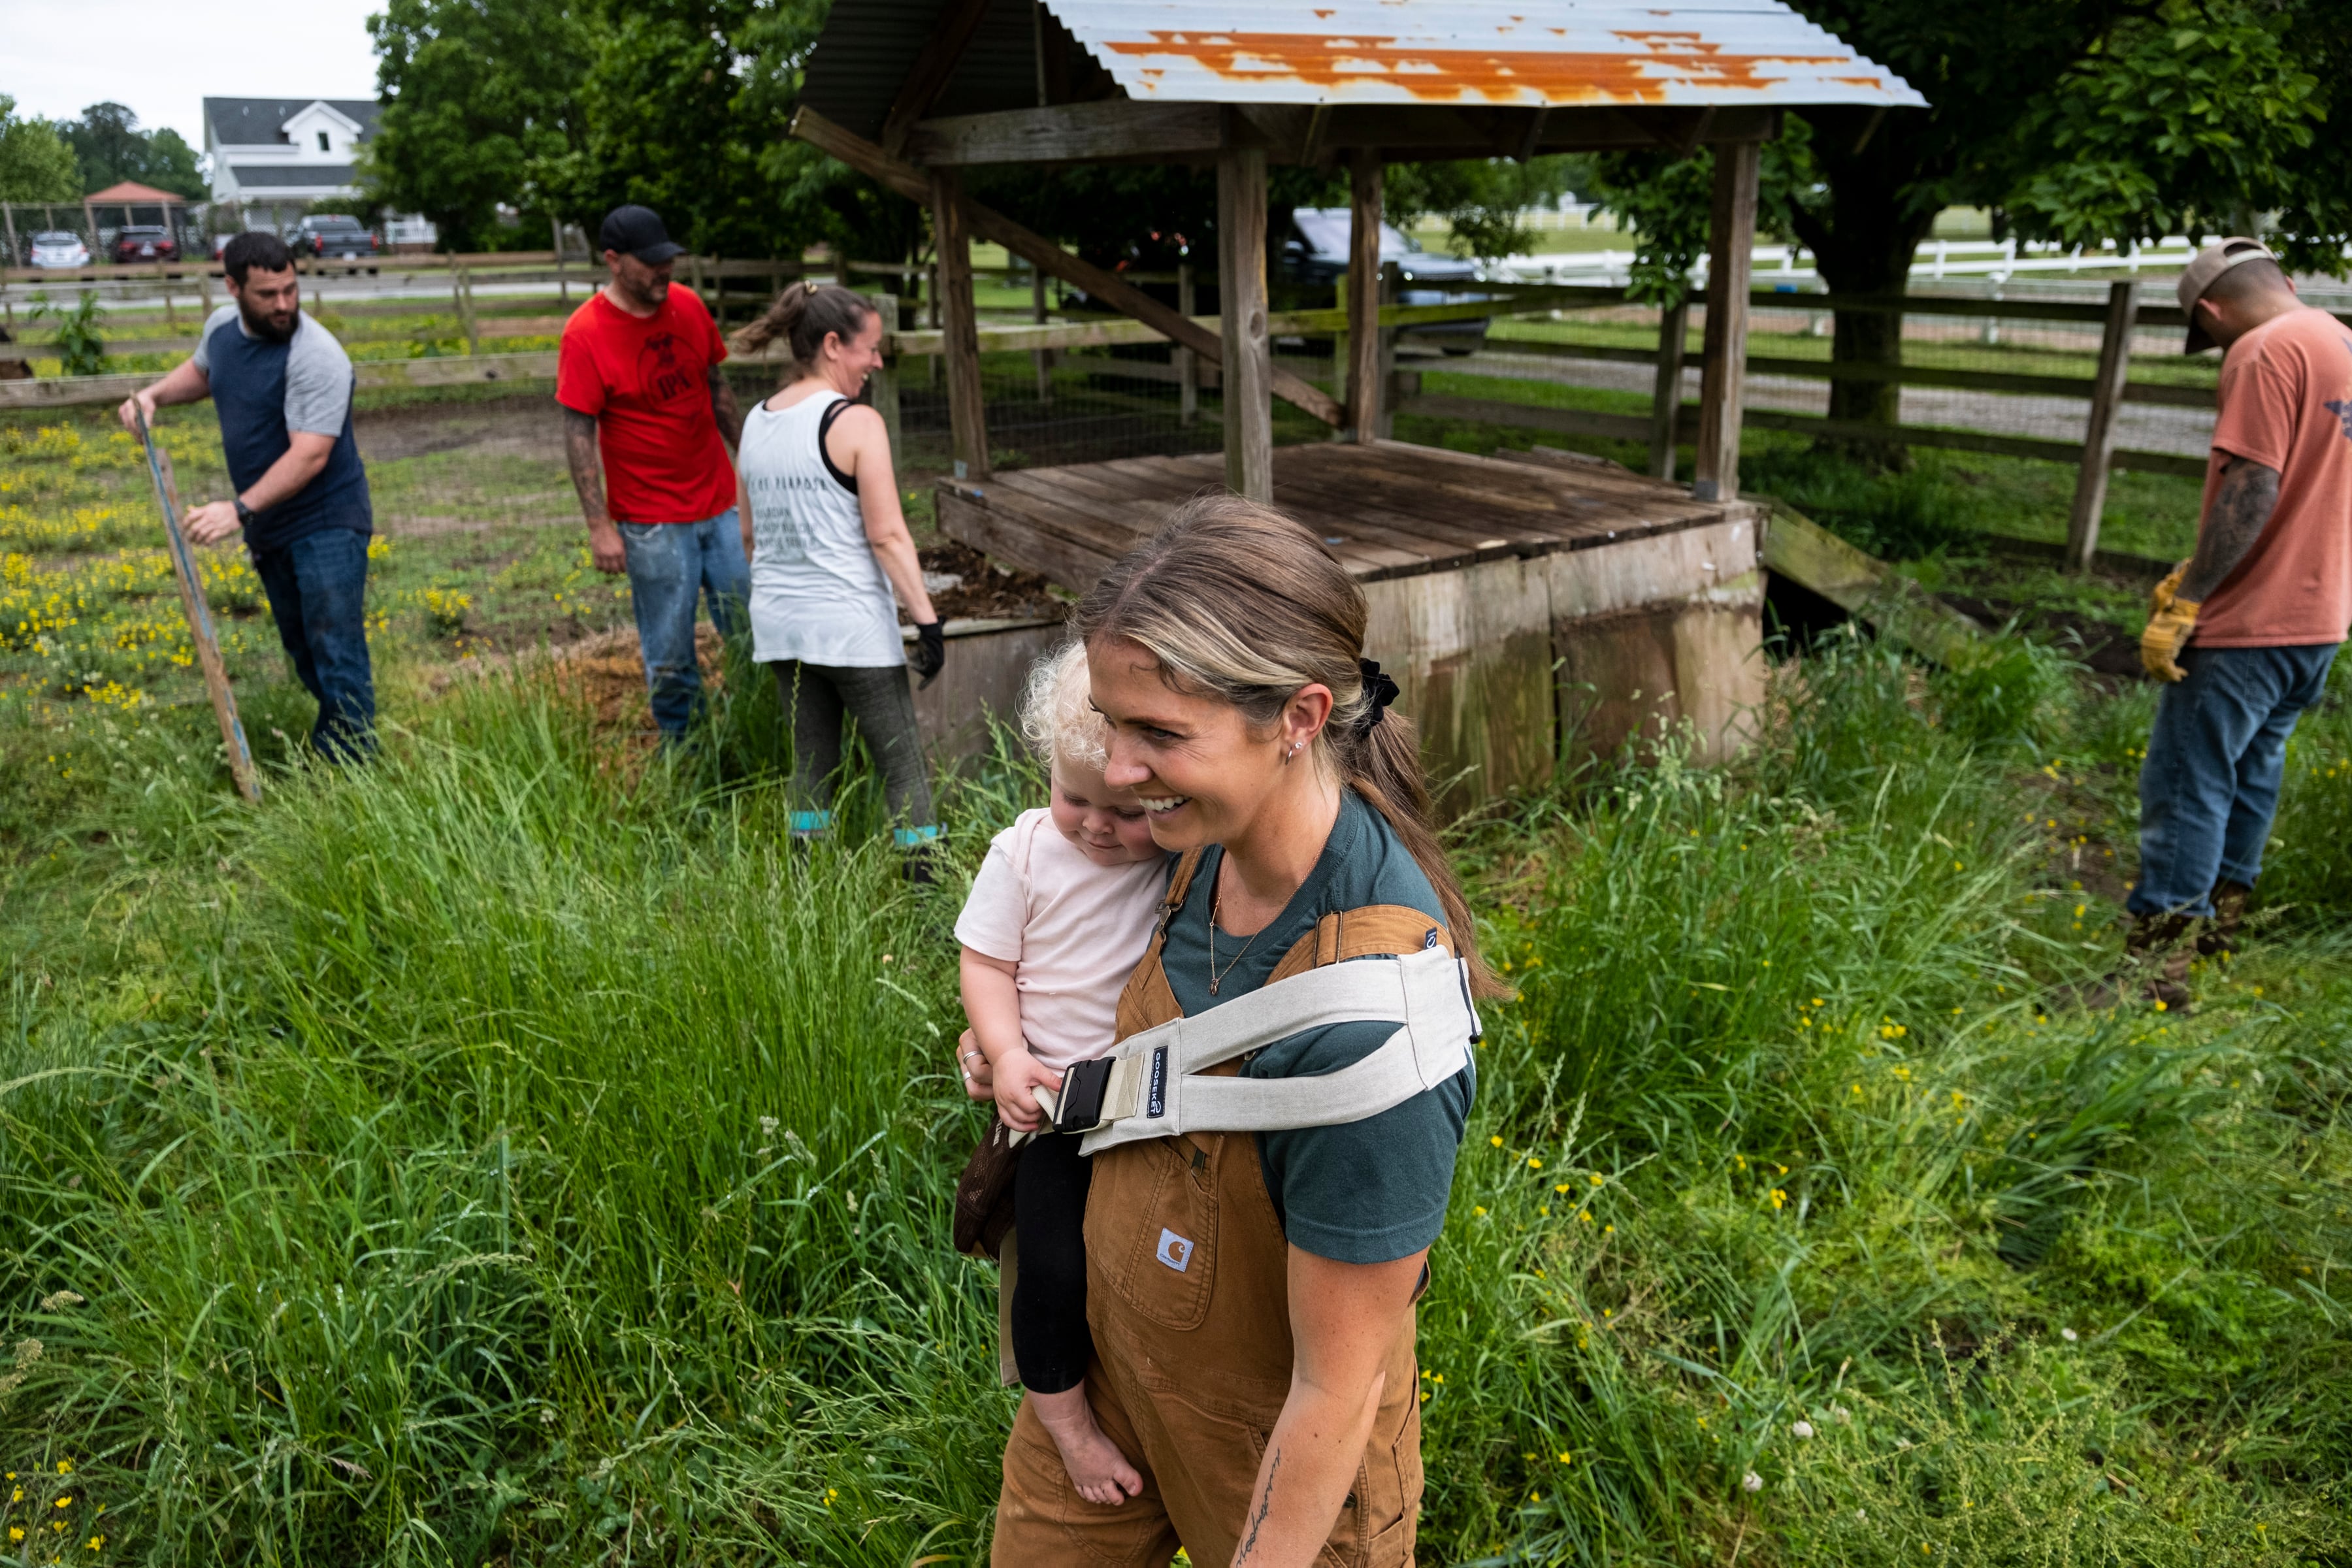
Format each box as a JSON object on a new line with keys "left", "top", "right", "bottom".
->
{"left": 2191, "top": 305, "right": 2352, "bottom": 647}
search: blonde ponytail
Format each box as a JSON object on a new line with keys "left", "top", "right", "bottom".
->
{"left": 1071, "top": 495, "right": 1501, "bottom": 998}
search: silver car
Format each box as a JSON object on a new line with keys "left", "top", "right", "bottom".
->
{"left": 27, "top": 231, "right": 92, "bottom": 269}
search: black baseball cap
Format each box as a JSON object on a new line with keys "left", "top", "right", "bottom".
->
{"left": 598, "top": 204, "right": 686, "bottom": 264}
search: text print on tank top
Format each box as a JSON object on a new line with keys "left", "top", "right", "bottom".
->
{"left": 742, "top": 391, "right": 903, "bottom": 668}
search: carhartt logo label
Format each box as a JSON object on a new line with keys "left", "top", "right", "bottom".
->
{"left": 1147, "top": 1046, "right": 1168, "bottom": 1117}
{"left": 1156, "top": 1228, "right": 1193, "bottom": 1272}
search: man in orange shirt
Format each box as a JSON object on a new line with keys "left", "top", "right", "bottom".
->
{"left": 2123, "top": 238, "right": 2352, "bottom": 1004}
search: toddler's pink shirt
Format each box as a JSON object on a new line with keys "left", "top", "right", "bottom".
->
{"left": 954, "top": 808, "right": 1171, "bottom": 1071}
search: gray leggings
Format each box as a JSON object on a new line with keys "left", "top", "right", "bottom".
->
{"left": 770, "top": 660, "right": 936, "bottom": 832}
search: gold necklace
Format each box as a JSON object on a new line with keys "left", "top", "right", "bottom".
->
{"left": 1207, "top": 866, "right": 1267, "bottom": 997}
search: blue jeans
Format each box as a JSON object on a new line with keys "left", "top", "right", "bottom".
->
{"left": 619, "top": 510, "right": 749, "bottom": 741}
{"left": 250, "top": 526, "right": 376, "bottom": 761}
{"left": 2131, "top": 641, "right": 2339, "bottom": 917}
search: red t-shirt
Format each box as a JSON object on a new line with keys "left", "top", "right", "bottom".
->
{"left": 556, "top": 288, "right": 737, "bottom": 524}
{"left": 2193, "top": 306, "right": 2352, "bottom": 647}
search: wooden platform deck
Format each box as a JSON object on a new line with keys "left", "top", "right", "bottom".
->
{"left": 934, "top": 440, "right": 1769, "bottom": 807}
{"left": 936, "top": 439, "right": 1755, "bottom": 592}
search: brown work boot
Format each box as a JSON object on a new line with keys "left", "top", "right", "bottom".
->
{"left": 2197, "top": 879, "right": 2251, "bottom": 960}
{"left": 2067, "top": 911, "right": 2195, "bottom": 1013}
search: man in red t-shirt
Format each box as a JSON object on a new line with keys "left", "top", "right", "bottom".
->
{"left": 2112, "top": 238, "right": 2352, "bottom": 1004}
{"left": 558, "top": 204, "right": 749, "bottom": 742}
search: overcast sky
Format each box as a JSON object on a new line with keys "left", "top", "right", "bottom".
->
{"left": 0, "top": 0, "right": 384, "bottom": 146}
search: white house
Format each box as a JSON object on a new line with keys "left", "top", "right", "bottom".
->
{"left": 203, "top": 97, "right": 380, "bottom": 206}
{"left": 202, "top": 97, "right": 436, "bottom": 245}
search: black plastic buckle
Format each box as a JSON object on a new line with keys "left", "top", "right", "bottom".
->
{"left": 1056, "top": 1056, "right": 1114, "bottom": 1133}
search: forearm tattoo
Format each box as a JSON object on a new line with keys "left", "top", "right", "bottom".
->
{"left": 708, "top": 364, "right": 744, "bottom": 450}
{"left": 563, "top": 407, "right": 608, "bottom": 525}
{"left": 1235, "top": 1448, "right": 1282, "bottom": 1565}
{"left": 2182, "top": 456, "right": 2280, "bottom": 602}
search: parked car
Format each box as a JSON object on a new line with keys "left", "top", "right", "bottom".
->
{"left": 111, "top": 225, "right": 180, "bottom": 264}
{"left": 27, "top": 231, "right": 93, "bottom": 269}
{"left": 1284, "top": 209, "right": 1491, "bottom": 353}
{"left": 294, "top": 215, "right": 381, "bottom": 271}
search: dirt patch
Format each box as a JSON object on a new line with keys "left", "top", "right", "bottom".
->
{"left": 913, "top": 541, "right": 1065, "bottom": 624}
{"left": 356, "top": 396, "right": 566, "bottom": 465}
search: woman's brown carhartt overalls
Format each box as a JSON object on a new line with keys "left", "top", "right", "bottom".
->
{"left": 990, "top": 849, "right": 1450, "bottom": 1567}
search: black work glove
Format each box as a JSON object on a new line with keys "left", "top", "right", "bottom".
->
{"left": 911, "top": 620, "right": 946, "bottom": 689}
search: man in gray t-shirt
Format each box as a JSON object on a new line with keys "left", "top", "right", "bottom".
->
{"left": 121, "top": 231, "right": 376, "bottom": 759}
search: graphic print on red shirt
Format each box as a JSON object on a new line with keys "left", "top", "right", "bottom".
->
{"left": 556, "top": 287, "right": 737, "bottom": 525}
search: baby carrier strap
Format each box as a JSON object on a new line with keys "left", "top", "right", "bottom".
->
{"left": 1070, "top": 851, "right": 1478, "bottom": 1155}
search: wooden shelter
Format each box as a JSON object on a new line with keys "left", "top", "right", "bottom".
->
{"left": 791, "top": 3, "right": 1923, "bottom": 799}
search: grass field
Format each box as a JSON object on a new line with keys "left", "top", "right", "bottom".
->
{"left": 5, "top": 353, "right": 2347, "bottom": 1566}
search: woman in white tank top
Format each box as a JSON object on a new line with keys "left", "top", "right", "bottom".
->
{"left": 730, "top": 282, "right": 945, "bottom": 873}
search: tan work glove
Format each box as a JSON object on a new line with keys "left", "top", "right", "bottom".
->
{"left": 2140, "top": 561, "right": 2200, "bottom": 682}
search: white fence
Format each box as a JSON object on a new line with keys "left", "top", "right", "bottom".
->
{"left": 1491, "top": 235, "right": 2227, "bottom": 289}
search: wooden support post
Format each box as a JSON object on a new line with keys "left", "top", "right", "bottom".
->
{"left": 1217, "top": 142, "right": 1273, "bottom": 501}
{"left": 1345, "top": 152, "right": 1383, "bottom": 444}
{"left": 1693, "top": 140, "right": 1760, "bottom": 502}
{"left": 553, "top": 216, "right": 567, "bottom": 306}
{"left": 930, "top": 168, "right": 990, "bottom": 480}
{"left": 159, "top": 259, "right": 178, "bottom": 334}
{"left": 1648, "top": 298, "right": 1690, "bottom": 480}
{"left": 870, "top": 293, "right": 904, "bottom": 457}
{"left": 1375, "top": 261, "right": 1397, "bottom": 440}
{"left": 2066, "top": 279, "right": 2140, "bottom": 572}
{"left": 1, "top": 204, "right": 16, "bottom": 270}
{"left": 1175, "top": 261, "right": 1198, "bottom": 425}
{"left": 1031, "top": 264, "right": 1052, "bottom": 405}
{"left": 449, "top": 257, "right": 478, "bottom": 355}
{"left": 927, "top": 261, "right": 941, "bottom": 387}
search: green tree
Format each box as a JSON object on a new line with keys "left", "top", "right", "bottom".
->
{"left": 1590, "top": 0, "right": 2352, "bottom": 462}
{"left": 365, "top": 0, "right": 591, "bottom": 251}
{"left": 0, "top": 97, "right": 80, "bottom": 204}
{"left": 59, "top": 103, "right": 206, "bottom": 199}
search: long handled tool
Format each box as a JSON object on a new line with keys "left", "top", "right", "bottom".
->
{"left": 135, "top": 407, "right": 261, "bottom": 803}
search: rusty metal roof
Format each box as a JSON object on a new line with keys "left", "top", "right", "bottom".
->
{"left": 1043, "top": 3, "right": 1924, "bottom": 109}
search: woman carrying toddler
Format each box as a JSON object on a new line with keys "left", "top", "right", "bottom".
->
{"left": 953, "top": 644, "right": 1168, "bottom": 1505}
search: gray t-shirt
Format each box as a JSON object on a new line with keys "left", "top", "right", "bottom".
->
{"left": 191, "top": 305, "right": 353, "bottom": 437}
{"left": 1158, "top": 790, "right": 1475, "bottom": 1264}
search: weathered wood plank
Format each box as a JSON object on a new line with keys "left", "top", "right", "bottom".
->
{"left": 907, "top": 101, "right": 1224, "bottom": 165}
{"left": 1346, "top": 154, "right": 1384, "bottom": 444}
{"left": 938, "top": 487, "right": 1119, "bottom": 591}
{"left": 2066, "top": 280, "right": 2140, "bottom": 571}
{"left": 1648, "top": 300, "right": 1690, "bottom": 480}
{"left": 929, "top": 167, "right": 990, "bottom": 480}
{"left": 1695, "top": 140, "right": 1759, "bottom": 501}
{"left": 1758, "top": 500, "right": 1983, "bottom": 665}
{"left": 1220, "top": 140, "right": 1274, "bottom": 500}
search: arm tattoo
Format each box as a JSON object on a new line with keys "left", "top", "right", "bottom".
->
{"left": 2181, "top": 456, "right": 2280, "bottom": 602}
{"left": 563, "top": 406, "right": 608, "bottom": 526}
{"left": 1235, "top": 1448, "right": 1281, "bottom": 1565}
{"left": 708, "top": 364, "right": 744, "bottom": 451}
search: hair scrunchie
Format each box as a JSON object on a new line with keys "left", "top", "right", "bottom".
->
{"left": 1355, "top": 657, "right": 1401, "bottom": 736}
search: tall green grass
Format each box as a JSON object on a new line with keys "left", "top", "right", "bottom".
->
{"left": 3, "top": 644, "right": 2347, "bottom": 1565}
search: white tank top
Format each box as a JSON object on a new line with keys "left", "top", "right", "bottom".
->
{"left": 740, "top": 391, "right": 904, "bottom": 668}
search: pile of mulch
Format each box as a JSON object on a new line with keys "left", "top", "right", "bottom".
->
{"left": 911, "top": 541, "right": 1065, "bottom": 624}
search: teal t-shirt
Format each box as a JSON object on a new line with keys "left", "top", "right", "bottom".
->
{"left": 1158, "top": 790, "right": 1475, "bottom": 1264}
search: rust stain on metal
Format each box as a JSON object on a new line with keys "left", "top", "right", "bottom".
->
{"left": 1098, "top": 30, "right": 1861, "bottom": 104}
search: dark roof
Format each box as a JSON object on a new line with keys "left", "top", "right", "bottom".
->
{"left": 204, "top": 98, "right": 382, "bottom": 148}
{"left": 800, "top": 0, "right": 1043, "bottom": 144}
{"left": 227, "top": 163, "right": 361, "bottom": 189}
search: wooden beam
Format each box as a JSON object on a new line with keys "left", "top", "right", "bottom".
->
{"left": 1693, "top": 140, "right": 1760, "bottom": 502}
{"left": 879, "top": 0, "right": 996, "bottom": 157}
{"left": 1760, "top": 500, "right": 1983, "bottom": 666}
{"left": 930, "top": 168, "right": 990, "bottom": 480}
{"left": 1513, "top": 108, "right": 1551, "bottom": 163}
{"left": 906, "top": 101, "right": 1224, "bottom": 165}
{"left": 1648, "top": 298, "right": 1689, "bottom": 481}
{"left": 2066, "top": 279, "right": 2140, "bottom": 572}
{"left": 1219, "top": 142, "right": 1273, "bottom": 501}
{"left": 1345, "top": 154, "right": 1384, "bottom": 444}
{"left": 789, "top": 106, "right": 1343, "bottom": 427}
